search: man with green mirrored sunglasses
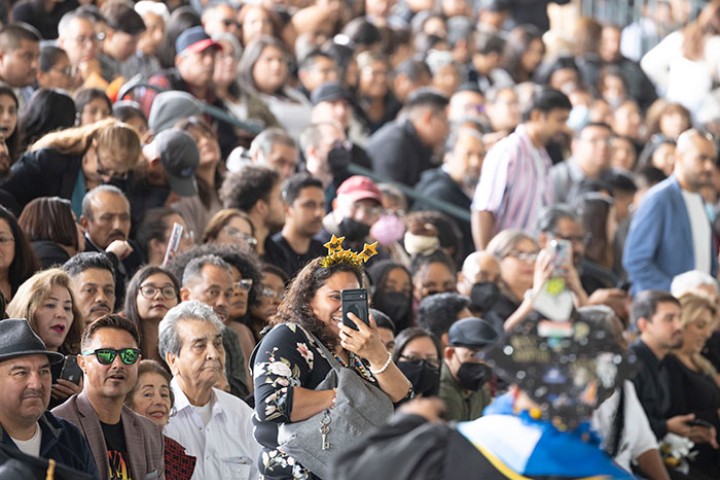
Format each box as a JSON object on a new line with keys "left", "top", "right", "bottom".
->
{"left": 52, "top": 314, "right": 165, "bottom": 479}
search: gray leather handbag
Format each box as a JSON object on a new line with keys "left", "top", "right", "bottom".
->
{"left": 277, "top": 328, "right": 394, "bottom": 479}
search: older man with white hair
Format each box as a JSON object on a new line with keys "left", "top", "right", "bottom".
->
{"left": 159, "top": 300, "right": 259, "bottom": 480}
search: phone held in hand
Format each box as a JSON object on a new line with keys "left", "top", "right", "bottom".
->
{"left": 341, "top": 289, "right": 369, "bottom": 331}
{"left": 550, "top": 239, "right": 572, "bottom": 276}
{"left": 59, "top": 355, "right": 82, "bottom": 385}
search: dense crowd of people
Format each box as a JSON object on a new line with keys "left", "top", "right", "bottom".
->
{"left": 0, "top": 0, "right": 718, "bottom": 478}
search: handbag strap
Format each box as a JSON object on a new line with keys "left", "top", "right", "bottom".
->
{"left": 294, "top": 324, "right": 343, "bottom": 373}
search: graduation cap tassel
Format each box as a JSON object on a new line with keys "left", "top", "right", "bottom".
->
{"left": 45, "top": 459, "right": 55, "bottom": 480}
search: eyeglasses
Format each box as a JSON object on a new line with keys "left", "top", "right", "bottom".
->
{"left": 550, "top": 232, "right": 592, "bottom": 246}
{"left": 139, "top": 285, "right": 177, "bottom": 299}
{"left": 82, "top": 348, "right": 141, "bottom": 365}
{"left": 51, "top": 66, "right": 73, "bottom": 76}
{"left": 399, "top": 355, "right": 440, "bottom": 369}
{"left": 0, "top": 235, "right": 14, "bottom": 244}
{"left": 506, "top": 250, "right": 539, "bottom": 262}
{"left": 233, "top": 279, "right": 253, "bottom": 291}
{"left": 223, "top": 226, "right": 258, "bottom": 247}
{"left": 259, "top": 285, "right": 284, "bottom": 301}
{"left": 96, "top": 148, "right": 129, "bottom": 180}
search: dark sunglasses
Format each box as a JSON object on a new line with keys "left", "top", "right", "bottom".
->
{"left": 82, "top": 348, "right": 141, "bottom": 365}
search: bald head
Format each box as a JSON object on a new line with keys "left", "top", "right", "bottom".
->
{"left": 458, "top": 251, "right": 501, "bottom": 296}
{"left": 674, "top": 129, "right": 718, "bottom": 192}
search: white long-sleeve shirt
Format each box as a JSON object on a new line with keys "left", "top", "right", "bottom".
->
{"left": 165, "top": 378, "right": 260, "bottom": 480}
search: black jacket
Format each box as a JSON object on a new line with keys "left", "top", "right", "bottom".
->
{"left": 413, "top": 168, "right": 473, "bottom": 259}
{"left": 0, "top": 148, "right": 83, "bottom": 210}
{"left": 366, "top": 120, "right": 435, "bottom": 187}
{"left": 1, "top": 411, "right": 99, "bottom": 479}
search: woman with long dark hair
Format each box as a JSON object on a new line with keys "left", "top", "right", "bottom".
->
{"left": 253, "top": 253, "right": 411, "bottom": 478}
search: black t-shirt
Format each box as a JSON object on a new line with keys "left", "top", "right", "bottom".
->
{"left": 101, "top": 421, "right": 132, "bottom": 480}
{"left": 266, "top": 233, "right": 326, "bottom": 278}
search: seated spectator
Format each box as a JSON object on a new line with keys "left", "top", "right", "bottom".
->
{"left": 368, "top": 260, "right": 415, "bottom": 333}
{"left": 52, "top": 314, "right": 165, "bottom": 479}
{"left": 237, "top": 36, "right": 313, "bottom": 139}
{"left": 665, "top": 293, "right": 720, "bottom": 478}
{"left": 0, "top": 205, "right": 39, "bottom": 302}
{"left": 457, "top": 251, "right": 502, "bottom": 317}
{"left": 12, "top": 0, "right": 79, "bottom": 40}
{"left": 392, "top": 327, "right": 442, "bottom": 398}
{"left": 248, "top": 264, "right": 287, "bottom": 343}
{"left": 298, "top": 121, "right": 352, "bottom": 199}
{"left": 173, "top": 117, "right": 225, "bottom": 237}
{"left": 179, "top": 254, "right": 250, "bottom": 399}
{"left": 646, "top": 101, "right": 691, "bottom": 140}
{"left": 211, "top": 32, "right": 279, "bottom": 138}
{"left": 126, "top": 1, "right": 167, "bottom": 80}
{"left": 470, "top": 31, "right": 513, "bottom": 93}
{"left": 0, "top": 24, "right": 41, "bottom": 104}
{"left": 610, "top": 135, "right": 639, "bottom": 171}
{"left": 124, "top": 265, "right": 180, "bottom": 364}
{"left": 73, "top": 88, "right": 112, "bottom": 126}
{"left": 125, "top": 359, "right": 197, "bottom": 480}
{"left": 112, "top": 101, "right": 151, "bottom": 143}
{"left": 637, "top": 134, "right": 676, "bottom": 177}
{"left": 18, "top": 89, "right": 76, "bottom": 155}
{"left": 57, "top": 11, "right": 104, "bottom": 90}
{"left": 410, "top": 250, "right": 458, "bottom": 302}
{"left": 36, "top": 46, "right": 74, "bottom": 93}
{"left": 414, "top": 118, "right": 486, "bottom": 258}
{"left": 160, "top": 301, "right": 260, "bottom": 478}
{"left": 145, "top": 26, "right": 238, "bottom": 158}
{"left": 416, "top": 292, "right": 471, "bottom": 347}
{"left": 484, "top": 230, "right": 539, "bottom": 331}
{"left": 80, "top": 186, "right": 144, "bottom": 308}
{"left": 630, "top": 291, "right": 717, "bottom": 458}
{"left": 439, "top": 317, "right": 498, "bottom": 422}
{"left": 502, "top": 25, "right": 545, "bottom": 84}
{"left": 550, "top": 122, "right": 613, "bottom": 206}
{"left": 0, "top": 319, "right": 97, "bottom": 477}
{"left": 19, "top": 197, "right": 83, "bottom": 269}
{"left": 0, "top": 119, "right": 141, "bottom": 214}
{"left": 130, "top": 128, "right": 200, "bottom": 227}
{"left": 62, "top": 252, "right": 116, "bottom": 326}
{"left": 236, "top": 127, "right": 299, "bottom": 180}
{"left": 134, "top": 207, "right": 193, "bottom": 266}
{"left": 201, "top": 208, "right": 258, "bottom": 250}
{"left": 154, "top": 6, "right": 201, "bottom": 70}
{"left": 353, "top": 50, "right": 402, "bottom": 134}
{"left": 220, "top": 165, "right": 285, "bottom": 259}
{"left": 7, "top": 268, "right": 84, "bottom": 408}
{"left": 0, "top": 87, "right": 20, "bottom": 164}
{"left": 266, "top": 173, "right": 326, "bottom": 278}
{"left": 97, "top": 0, "right": 147, "bottom": 83}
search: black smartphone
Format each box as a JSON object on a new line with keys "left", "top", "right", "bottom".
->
{"left": 342, "top": 289, "right": 369, "bottom": 331}
{"left": 618, "top": 281, "right": 632, "bottom": 292}
{"left": 687, "top": 419, "right": 714, "bottom": 429}
{"left": 59, "top": 355, "right": 82, "bottom": 385}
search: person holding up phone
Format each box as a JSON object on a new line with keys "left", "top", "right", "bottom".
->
{"left": 6, "top": 268, "right": 84, "bottom": 408}
{"left": 252, "top": 238, "right": 412, "bottom": 479}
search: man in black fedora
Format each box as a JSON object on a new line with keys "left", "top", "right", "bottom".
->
{"left": 0, "top": 319, "right": 99, "bottom": 478}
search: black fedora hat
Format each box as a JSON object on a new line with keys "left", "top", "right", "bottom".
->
{"left": 0, "top": 319, "right": 64, "bottom": 364}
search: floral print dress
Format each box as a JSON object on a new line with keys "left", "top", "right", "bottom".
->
{"left": 252, "top": 322, "right": 376, "bottom": 479}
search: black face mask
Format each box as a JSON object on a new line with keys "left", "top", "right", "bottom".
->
{"left": 373, "top": 291, "right": 410, "bottom": 322}
{"left": 338, "top": 217, "right": 370, "bottom": 242}
{"left": 397, "top": 359, "right": 440, "bottom": 397}
{"left": 456, "top": 362, "right": 491, "bottom": 391}
{"left": 328, "top": 145, "right": 351, "bottom": 177}
{"left": 470, "top": 282, "right": 500, "bottom": 313}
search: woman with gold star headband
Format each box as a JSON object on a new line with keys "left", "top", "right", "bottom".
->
{"left": 251, "top": 236, "right": 412, "bottom": 479}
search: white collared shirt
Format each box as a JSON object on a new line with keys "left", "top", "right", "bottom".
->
{"left": 165, "top": 378, "right": 260, "bottom": 480}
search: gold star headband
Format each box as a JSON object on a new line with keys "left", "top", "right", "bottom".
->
{"left": 321, "top": 235, "right": 379, "bottom": 269}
